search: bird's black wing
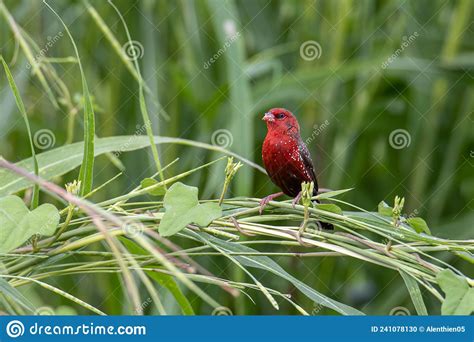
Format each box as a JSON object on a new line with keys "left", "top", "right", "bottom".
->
{"left": 298, "top": 139, "right": 319, "bottom": 193}
{"left": 299, "top": 139, "right": 333, "bottom": 229}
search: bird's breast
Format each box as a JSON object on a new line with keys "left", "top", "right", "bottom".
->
{"left": 263, "top": 135, "right": 306, "bottom": 175}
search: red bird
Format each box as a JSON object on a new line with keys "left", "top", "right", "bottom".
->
{"left": 260, "top": 108, "right": 332, "bottom": 229}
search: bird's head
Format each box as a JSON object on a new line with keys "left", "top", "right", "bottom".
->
{"left": 262, "top": 108, "right": 300, "bottom": 135}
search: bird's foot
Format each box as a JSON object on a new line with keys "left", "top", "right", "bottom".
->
{"left": 259, "top": 192, "right": 284, "bottom": 214}
{"left": 292, "top": 191, "right": 303, "bottom": 208}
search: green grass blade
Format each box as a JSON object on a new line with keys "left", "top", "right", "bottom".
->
{"left": 147, "top": 272, "right": 195, "bottom": 315}
{"left": 43, "top": 1, "right": 95, "bottom": 196}
{"left": 107, "top": 0, "right": 166, "bottom": 186}
{"left": 0, "top": 1, "right": 59, "bottom": 109}
{"left": 0, "top": 277, "right": 34, "bottom": 313}
{"left": 83, "top": 0, "right": 155, "bottom": 99}
{"left": 1, "top": 56, "right": 39, "bottom": 209}
{"left": 206, "top": 0, "right": 254, "bottom": 196}
{"left": 190, "top": 231, "right": 364, "bottom": 315}
{"left": 0, "top": 135, "right": 264, "bottom": 197}
{"left": 3, "top": 275, "right": 105, "bottom": 315}
{"left": 400, "top": 270, "right": 428, "bottom": 316}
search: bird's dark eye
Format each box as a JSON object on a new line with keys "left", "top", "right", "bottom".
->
{"left": 275, "top": 113, "right": 285, "bottom": 119}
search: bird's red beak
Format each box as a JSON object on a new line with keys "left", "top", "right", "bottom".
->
{"left": 263, "top": 112, "right": 275, "bottom": 122}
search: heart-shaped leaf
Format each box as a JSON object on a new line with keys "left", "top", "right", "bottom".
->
{"left": 437, "top": 269, "right": 474, "bottom": 315}
{"left": 159, "top": 182, "right": 221, "bottom": 237}
{"left": 140, "top": 178, "right": 166, "bottom": 196}
{"left": 0, "top": 195, "right": 60, "bottom": 253}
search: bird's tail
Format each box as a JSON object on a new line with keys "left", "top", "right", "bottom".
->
{"left": 313, "top": 198, "right": 334, "bottom": 230}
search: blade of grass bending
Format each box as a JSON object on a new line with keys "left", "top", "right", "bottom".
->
{"left": 0, "top": 136, "right": 264, "bottom": 197}
{"left": 83, "top": 1, "right": 157, "bottom": 103}
{"left": 1, "top": 57, "right": 39, "bottom": 209}
{"left": 194, "top": 234, "right": 279, "bottom": 310}
{"left": 147, "top": 272, "right": 195, "bottom": 315}
{"left": 43, "top": 1, "right": 95, "bottom": 196}
{"left": 99, "top": 156, "right": 226, "bottom": 206}
{"left": 0, "top": 157, "right": 221, "bottom": 313}
{"left": 133, "top": 235, "right": 222, "bottom": 310}
{"left": 189, "top": 231, "right": 364, "bottom": 315}
{"left": 399, "top": 270, "right": 428, "bottom": 316}
{"left": 107, "top": 0, "right": 166, "bottom": 187}
{"left": 2, "top": 275, "right": 105, "bottom": 315}
{"left": 0, "top": 157, "right": 144, "bottom": 315}
{"left": 0, "top": 2, "right": 59, "bottom": 108}
{"left": 0, "top": 278, "right": 34, "bottom": 313}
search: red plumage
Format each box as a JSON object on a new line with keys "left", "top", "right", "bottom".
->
{"left": 262, "top": 108, "right": 319, "bottom": 198}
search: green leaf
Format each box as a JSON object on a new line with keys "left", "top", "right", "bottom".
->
{"left": 189, "top": 231, "right": 364, "bottom": 315}
{"left": 406, "top": 217, "right": 431, "bottom": 235}
{"left": 437, "top": 269, "right": 474, "bottom": 315}
{"left": 316, "top": 188, "right": 353, "bottom": 199}
{"left": 159, "top": 182, "right": 222, "bottom": 237}
{"left": 315, "top": 203, "right": 343, "bottom": 215}
{"left": 147, "top": 272, "right": 195, "bottom": 315}
{"left": 0, "top": 195, "right": 60, "bottom": 253}
{"left": 378, "top": 201, "right": 393, "bottom": 217}
{"left": 399, "top": 270, "right": 428, "bottom": 315}
{"left": 0, "top": 278, "right": 34, "bottom": 313}
{"left": 44, "top": 2, "right": 95, "bottom": 196}
{"left": 1, "top": 57, "right": 39, "bottom": 209}
{"left": 141, "top": 178, "right": 166, "bottom": 196}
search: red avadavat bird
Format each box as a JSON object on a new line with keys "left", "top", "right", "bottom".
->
{"left": 261, "top": 108, "right": 332, "bottom": 229}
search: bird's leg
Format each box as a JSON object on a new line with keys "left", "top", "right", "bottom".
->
{"left": 259, "top": 192, "right": 284, "bottom": 214}
{"left": 292, "top": 191, "right": 303, "bottom": 208}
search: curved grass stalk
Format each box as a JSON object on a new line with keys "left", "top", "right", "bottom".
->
{"left": 107, "top": 0, "right": 166, "bottom": 185}
{"left": 1, "top": 275, "right": 105, "bottom": 315}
